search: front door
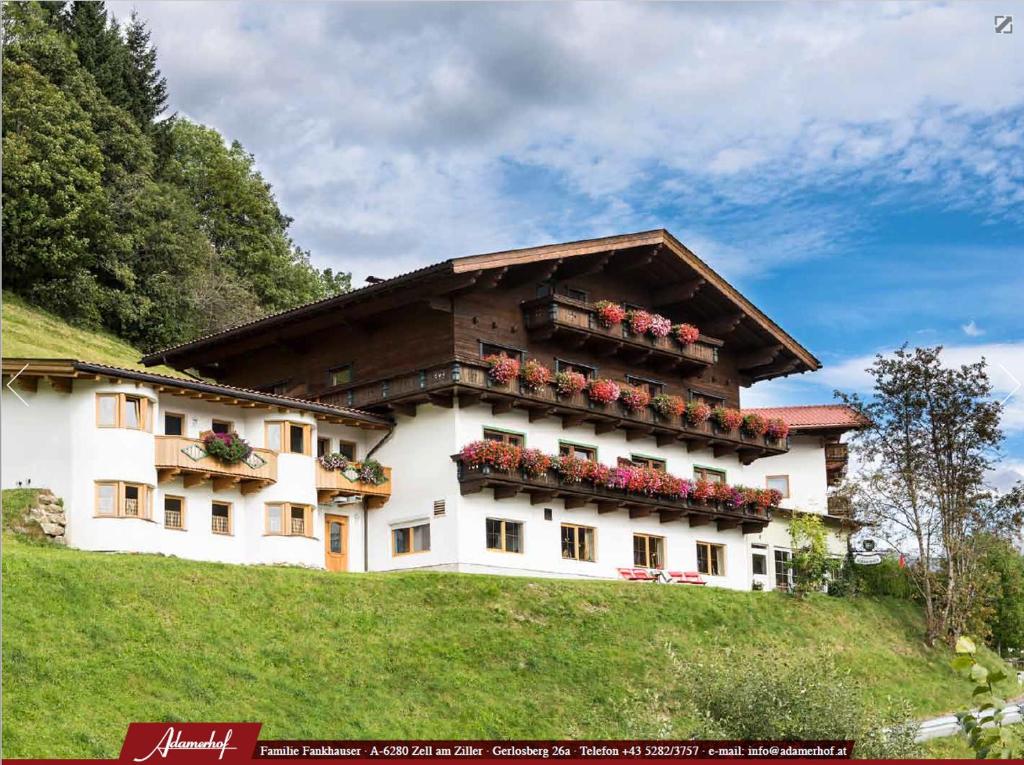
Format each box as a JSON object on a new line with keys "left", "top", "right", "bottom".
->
{"left": 324, "top": 514, "right": 348, "bottom": 572}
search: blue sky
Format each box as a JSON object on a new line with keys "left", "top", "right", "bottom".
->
{"left": 114, "top": 1, "right": 1024, "bottom": 484}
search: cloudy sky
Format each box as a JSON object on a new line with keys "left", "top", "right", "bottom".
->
{"left": 114, "top": 1, "right": 1024, "bottom": 481}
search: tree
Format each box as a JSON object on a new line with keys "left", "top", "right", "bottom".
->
{"left": 123, "top": 10, "right": 167, "bottom": 129}
{"left": 789, "top": 513, "right": 829, "bottom": 596}
{"left": 62, "top": 1, "right": 131, "bottom": 111}
{"left": 838, "top": 346, "right": 1024, "bottom": 646}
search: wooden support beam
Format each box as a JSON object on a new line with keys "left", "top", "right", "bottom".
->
{"left": 716, "top": 518, "right": 740, "bottom": 531}
{"left": 557, "top": 250, "right": 615, "bottom": 279}
{"left": 492, "top": 485, "right": 519, "bottom": 500}
{"left": 688, "top": 513, "right": 712, "bottom": 528}
{"left": 713, "top": 444, "right": 737, "bottom": 458}
{"left": 628, "top": 507, "right": 651, "bottom": 519}
{"left": 655, "top": 432, "right": 678, "bottom": 447}
{"left": 318, "top": 489, "right": 337, "bottom": 504}
{"left": 364, "top": 496, "right": 388, "bottom": 510}
{"left": 594, "top": 419, "right": 621, "bottom": 435}
{"left": 157, "top": 468, "right": 180, "bottom": 484}
{"left": 703, "top": 313, "right": 746, "bottom": 337}
{"left": 596, "top": 501, "right": 621, "bottom": 514}
{"left": 563, "top": 496, "right": 587, "bottom": 510}
{"left": 393, "top": 403, "right": 419, "bottom": 418}
{"left": 528, "top": 407, "right": 555, "bottom": 422}
{"left": 457, "top": 391, "right": 482, "bottom": 408}
{"left": 212, "top": 476, "right": 242, "bottom": 492}
{"left": 738, "top": 448, "right": 763, "bottom": 465}
{"left": 687, "top": 438, "right": 710, "bottom": 453}
{"left": 742, "top": 521, "right": 766, "bottom": 535}
{"left": 561, "top": 413, "right": 587, "bottom": 429}
{"left": 427, "top": 392, "right": 454, "bottom": 409}
{"left": 652, "top": 277, "right": 706, "bottom": 307}
{"left": 459, "top": 481, "right": 484, "bottom": 496}
{"left": 478, "top": 267, "right": 509, "bottom": 290}
{"left": 240, "top": 480, "right": 265, "bottom": 496}
{"left": 183, "top": 472, "right": 209, "bottom": 489}
{"left": 46, "top": 376, "right": 73, "bottom": 393}
{"left": 528, "top": 490, "right": 556, "bottom": 505}
{"left": 658, "top": 510, "right": 684, "bottom": 523}
{"left": 14, "top": 375, "right": 38, "bottom": 393}
{"left": 736, "top": 344, "right": 783, "bottom": 371}
{"left": 625, "top": 427, "right": 654, "bottom": 442}
{"left": 491, "top": 399, "right": 515, "bottom": 415}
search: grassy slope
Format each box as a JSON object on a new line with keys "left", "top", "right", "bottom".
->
{"left": 1, "top": 292, "right": 181, "bottom": 376}
{"left": 2, "top": 532, "right": 1016, "bottom": 759}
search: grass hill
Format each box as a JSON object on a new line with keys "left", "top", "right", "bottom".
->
{"left": 1, "top": 292, "right": 182, "bottom": 376}
{"left": 2, "top": 529, "right": 1015, "bottom": 759}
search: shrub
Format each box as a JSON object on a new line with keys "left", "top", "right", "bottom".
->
{"left": 554, "top": 370, "right": 587, "bottom": 397}
{"left": 652, "top": 394, "right": 686, "bottom": 418}
{"left": 484, "top": 354, "right": 520, "bottom": 384}
{"left": 520, "top": 359, "right": 553, "bottom": 391}
{"left": 201, "top": 431, "right": 252, "bottom": 464}
{"left": 619, "top": 385, "right": 651, "bottom": 413}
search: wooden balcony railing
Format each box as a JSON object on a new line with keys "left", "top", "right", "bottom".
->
{"left": 453, "top": 459, "right": 772, "bottom": 534}
{"left": 827, "top": 495, "right": 852, "bottom": 518}
{"left": 316, "top": 463, "right": 393, "bottom": 507}
{"left": 521, "top": 294, "right": 722, "bottom": 371}
{"left": 320, "top": 360, "right": 788, "bottom": 464}
{"left": 155, "top": 436, "right": 277, "bottom": 494}
{"left": 825, "top": 442, "right": 849, "bottom": 463}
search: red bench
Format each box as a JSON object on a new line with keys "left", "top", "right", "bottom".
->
{"left": 668, "top": 570, "right": 707, "bottom": 585}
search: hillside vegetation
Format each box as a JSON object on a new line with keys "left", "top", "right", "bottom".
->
{"left": 2, "top": 530, "right": 1014, "bottom": 759}
{"left": 2, "top": 292, "right": 181, "bottom": 376}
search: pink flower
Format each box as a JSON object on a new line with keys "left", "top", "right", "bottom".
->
{"left": 554, "top": 370, "right": 587, "bottom": 396}
{"left": 626, "top": 309, "right": 654, "bottom": 335}
{"left": 484, "top": 354, "right": 521, "bottom": 384}
{"left": 587, "top": 378, "right": 621, "bottom": 405}
{"left": 674, "top": 323, "right": 700, "bottom": 345}
{"left": 649, "top": 314, "right": 673, "bottom": 338}
{"left": 619, "top": 385, "right": 652, "bottom": 413}
{"left": 741, "top": 413, "right": 768, "bottom": 437}
{"left": 594, "top": 301, "right": 627, "bottom": 328}
{"left": 459, "top": 440, "right": 522, "bottom": 471}
{"left": 685, "top": 401, "right": 712, "bottom": 426}
{"left": 520, "top": 359, "right": 553, "bottom": 391}
{"left": 652, "top": 394, "right": 686, "bottom": 418}
{"left": 711, "top": 406, "right": 743, "bottom": 432}
{"left": 520, "top": 448, "right": 553, "bottom": 477}
{"left": 765, "top": 417, "right": 790, "bottom": 441}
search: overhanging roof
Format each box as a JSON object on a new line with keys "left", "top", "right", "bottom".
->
{"left": 744, "top": 404, "right": 870, "bottom": 432}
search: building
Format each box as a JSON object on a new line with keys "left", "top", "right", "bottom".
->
{"left": 3, "top": 230, "right": 867, "bottom": 588}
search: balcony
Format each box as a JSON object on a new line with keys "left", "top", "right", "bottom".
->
{"left": 155, "top": 436, "right": 277, "bottom": 494}
{"left": 825, "top": 442, "right": 849, "bottom": 486}
{"left": 453, "top": 459, "right": 772, "bottom": 534}
{"left": 316, "top": 463, "right": 393, "bottom": 508}
{"left": 521, "top": 294, "right": 722, "bottom": 372}
{"left": 827, "top": 495, "right": 852, "bottom": 518}
{"left": 320, "top": 360, "right": 788, "bottom": 464}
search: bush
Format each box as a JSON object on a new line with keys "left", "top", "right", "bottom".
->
{"left": 680, "top": 651, "right": 920, "bottom": 759}
{"left": 855, "top": 557, "right": 916, "bottom": 599}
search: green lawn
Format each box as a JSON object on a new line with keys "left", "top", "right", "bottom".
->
{"left": 2, "top": 529, "right": 1017, "bottom": 759}
{"left": 1, "top": 291, "right": 182, "bottom": 376}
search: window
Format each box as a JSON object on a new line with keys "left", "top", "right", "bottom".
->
{"left": 337, "top": 440, "right": 356, "bottom": 460}
{"left": 556, "top": 285, "right": 589, "bottom": 302}
{"left": 329, "top": 365, "right": 353, "bottom": 387}
{"left": 393, "top": 523, "right": 431, "bottom": 555}
{"left": 480, "top": 343, "right": 524, "bottom": 362}
{"left": 317, "top": 437, "right": 331, "bottom": 458}
{"left": 766, "top": 475, "right": 790, "bottom": 498}
{"left": 486, "top": 518, "right": 523, "bottom": 553}
{"left": 775, "top": 549, "right": 794, "bottom": 590}
{"left": 164, "top": 496, "right": 185, "bottom": 530}
{"left": 633, "top": 534, "right": 665, "bottom": 569}
{"left": 555, "top": 359, "right": 596, "bottom": 379}
{"left": 484, "top": 428, "right": 524, "bottom": 447}
{"left": 630, "top": 455, "right": 667, "bottom": 471}
{"left": 164, "top": 412, "right": 184, "bottom": 437}
{"left": 696, "top": 541, "right": 726, "bottom": 576}
{"left": 689, "top": 389, "right": 726, "bottom": 408}
{"left": 561, "top": 523, "right": 595, "bottom": 562}
{"left": 559, "top": 442, "right": 596, "bottom": 461}
{"left": 211, "top": 419, "right": 232, "bottom": 435}
{"left": 265, "top": 503, "right": 312, "bottom": 536}
{"left": 265, "top": 422, "right": 311, "bottom": 455}
{"left": 694, "top": 466, "right": 726, "bottom": 484}
{"left": 626, "top": 376, "right": 664, "bottom": 398}
{"left": 94, "top": 482, "right": 152, "bottom": 519}
{"left": 752, "top": 546, "right": 768, "bottom": 576}
{"left": 95, "top": 393, "right": 150, "bottom": 430}
{"left": 543, "top": 508, "right": 553, "bottom": 521}
{"left": 211, "top": 502, "right": 231, "bottom": 535}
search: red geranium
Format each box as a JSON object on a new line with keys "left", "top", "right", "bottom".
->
{"left": 711, "top": 406, "right": 743, "bottom": 432}
{"left": 674, "top": 323, "right": 700, "bottom": 345}
{"left": 684, "top": 401, "right": 711, "bottom": 426}
{"left": 691, "top": 479, "right": 715, "bottom": 503}
{"left": 619, "top": 385, "right": 651, "bottom": 413}
{"left": 652, "top": 394, "right": 686, "bottom": 418}
{"left": 594, "top": 301, "right": 627, "bottom": 328}
{"left": 587, "top": 378, "right": 621, "bottom": 405}
{"left": 765, "top": 418, "right": 790, "bottom": 441}
{"left": 520, "top": 448, "right": 553, "bottom": 478}
{"left": 554, "top": 370, "right": 587, "bottom": 397}
{"left": 459, "top": 440, "right": 522, "bottom": 471}
{"left": 484, "top": 354, "right": 520, "bottom": 385}
{"left": 741, "top": 413, "right": 768, "bottom": 437}
{"left": 626, "top": 309, "right": 654, "bottom": 335}
{"left": 520, "top": 359, "right": 553, "bottom": 391}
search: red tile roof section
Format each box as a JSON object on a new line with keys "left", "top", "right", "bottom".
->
{"left": 743, "top": 404, "right": 870, "bottom": 431}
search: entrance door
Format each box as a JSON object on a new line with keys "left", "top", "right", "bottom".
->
{"left": 324, "top": 514, "right": 348, "bottom": 572}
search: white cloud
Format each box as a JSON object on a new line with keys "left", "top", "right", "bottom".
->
{"left": 962, "top": 320, "right": 985, "bottom": 337}
{"left": 109, "top": 1, "right": 1024, "bottom": 283}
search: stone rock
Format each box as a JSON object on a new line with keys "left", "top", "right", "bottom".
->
{"left": 39, "top": 521, "right": 64, "bottom": 536}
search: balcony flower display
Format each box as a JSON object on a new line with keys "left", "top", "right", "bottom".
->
{"left": 520, "top": 448, "right": 553, "bottom": 478}
{"left": 607, "top": 464, "right": 664, "bottom": 495}
{"left": 741, "top": 487, "right": 782, "bottom": 514}
{"left": 625, "top": 309, "right": 654, "bottom": 335}
{"left": 673, "top": 323, "right": 700, "bottom": 345}
{"left": 594, "top": 300, "right": 627, "bottom": 328}
{"left": 712, "top": 481, "right": 737, "bottom": 504}
{"left": 358, "top": 459, "right": 388, "bottom": 486}
{"left": 765, "top": 417, "right": 790, "bottom": 441}
{"left": 691, "top": 479, "right": 715, "bottom": 503}
{"left": 318, "top": 453, "right": 389, "bottom": 486}
{"left": 741, "top": 413, "right": 768, "bottom": 438}
{"left": 649, "top": 314, "right": 673, "bottom": 338}
{"left": 553, "top": 455, "right": 589, "bottom": 484}
{"left": 711, "top": 405, "right": 743, "bottom": 432}
{"left": 318, "top": 452, "right": 350, "bottom": 471}
{"left": 587, "top": 378, "right": 621, "bottom": 405}
{"left": 619, "top": 385, "right": 651, "bottom": 413}
{"left": 651, "top": 394, "right": 686, "bottom": 418}
{"left": 459, "top": 440, "right": 522, "bottom": 472}
{"left": 484, "top": 354, "right": 521, "bottom": 385}
{"left": 201, "top": 430, "right": 252, "bottom": 464}
{"left": 684, "top": 400, "right": 712, "bottom": 426}
{"left": 554, "top": 370, "right": 587, "bottom": 397}
{"left": 520, "top": 359, "right": 553, "bottom": 391}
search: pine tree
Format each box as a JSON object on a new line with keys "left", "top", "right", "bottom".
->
{"left": 124, "top": 10, "right": 167, "bottom": 129}
{"left": 63, "top": 1, "right": 131, "bottom": 110}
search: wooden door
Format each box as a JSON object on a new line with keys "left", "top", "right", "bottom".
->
{"left": 324, "top": 514, "right": 348, "bottom": 572}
